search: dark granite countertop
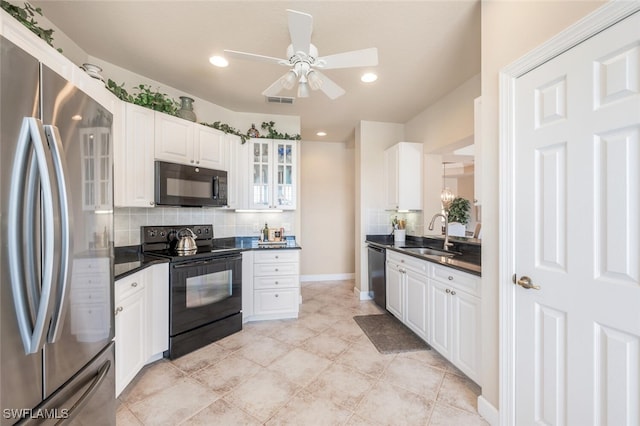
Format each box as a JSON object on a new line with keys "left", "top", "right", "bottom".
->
{"left": 114, "top": 236, "right": 302, "bottom": 281}
{"left": 366, "top": 234, "right": 481, "bottom": 276}
{"left": 114, "top": 246, "right": 169, "bottom": 281}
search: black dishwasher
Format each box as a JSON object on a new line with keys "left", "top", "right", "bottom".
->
{"left": 367, "top": 245, "right": 386, "bottom": 309}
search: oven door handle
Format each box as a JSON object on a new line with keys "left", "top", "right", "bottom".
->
{"left": 172, "top": 255, "right": 241, "bottom": 269}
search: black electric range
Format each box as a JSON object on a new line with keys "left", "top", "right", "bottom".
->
{"left": 141, "top": 225, "right": 243, "bottom": 359}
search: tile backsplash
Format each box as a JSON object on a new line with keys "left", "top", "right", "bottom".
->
{"left": 365, "top": 208, "right": 424, "bottom": 237}
{"left": 114, "top": 207, "right": 296, "bottom": 247}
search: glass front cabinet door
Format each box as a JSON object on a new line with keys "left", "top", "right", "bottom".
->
{"left": 249, "top": 138, "right": 296, "bottom": 210}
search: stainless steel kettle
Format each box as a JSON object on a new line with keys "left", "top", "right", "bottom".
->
{"left": 176, "top": 228, "right": 197, "bottom": 252}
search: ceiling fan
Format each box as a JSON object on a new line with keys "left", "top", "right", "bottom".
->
{"left": 224, "top": 9, "right": 378, "bottom": 100}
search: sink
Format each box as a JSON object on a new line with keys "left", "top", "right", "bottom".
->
{"left": 401, "top": 247, "right": 456, "bottom": 257}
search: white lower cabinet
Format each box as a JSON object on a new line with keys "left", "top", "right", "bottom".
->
{"left": 428, "top": 264, "right": 481, "bottom": 384}
{"left": 248, "top": 250, "right": 300, "bottom": 321}
{"left": 114, "top": 263, "right": 169, "bottom": 396}
{"left": 386, "top": 250, "right": 481, "bottom": 384}
{"left": 385, "top": 251, "right": 428, "bottom": 341}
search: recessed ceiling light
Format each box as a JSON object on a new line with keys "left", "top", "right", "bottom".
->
{"left": 361, "top": 72, "right": 378, "bottom": 83}
{"left": 209, "top": 56, "right": 228, "bottom": 67}
{"left": 316, "top": 131, "right": 327, "bottom": 137}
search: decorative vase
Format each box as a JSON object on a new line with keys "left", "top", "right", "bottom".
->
{"left": 177, "top": 96, "right": 197, "bottom": 122}
{"left": 247, "top": 123, "right": 260, "bottom": 138}
{"left": 81, "top": 63, "right": 104, "bottom": 82}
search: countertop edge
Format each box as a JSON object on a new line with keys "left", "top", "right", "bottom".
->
{"left": 114, "top": 257, "right": 170, "bottom": 281}
{"left": 367, "top": 240, "right": 481, "bottom": 277}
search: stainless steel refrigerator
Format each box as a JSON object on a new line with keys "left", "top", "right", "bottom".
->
{"left": 1, "top": 35, "right": 115, "bottom": 425}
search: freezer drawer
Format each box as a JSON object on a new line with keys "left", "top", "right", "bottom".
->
{"left": 22, "top": 342, "right": 115, "bottom": 426}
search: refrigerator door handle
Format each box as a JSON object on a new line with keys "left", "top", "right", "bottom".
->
{"left": 8, "top": 117, "right": 62, "bottom": 354}
{"left": 44, "top": 125, "right": 74, "bottom": 343}
{"left": 63, "top": 359, "right": 111, "bottom": 423}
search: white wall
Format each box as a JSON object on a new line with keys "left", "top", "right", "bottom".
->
{"left": 355, "top": 121, "right": 405, "bottom": 295}
{"left": 299, "top": 141, "right": 355, "bottom": 279}
{"left": 480, "top": 0, "right": 606, "bottom": 410}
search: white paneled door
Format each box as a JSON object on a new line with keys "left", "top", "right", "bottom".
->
{"left": 514, "top": 11, "right": 640, "bottom": 425}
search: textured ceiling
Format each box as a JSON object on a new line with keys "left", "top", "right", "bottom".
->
{"left": 32, "top": 1, "right": 481, "bottom": 142}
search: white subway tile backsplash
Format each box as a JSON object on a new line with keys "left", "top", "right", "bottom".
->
{"left": 113, "top": 207, "right": 296, "bottom": 247}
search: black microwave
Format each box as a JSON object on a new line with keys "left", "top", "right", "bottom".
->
{"left": 155, "top": 161, "right": 228, "bottom": 207}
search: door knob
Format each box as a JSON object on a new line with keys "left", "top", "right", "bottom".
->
{"left": 516, "top": 276, "right": 540, "bottom": 290}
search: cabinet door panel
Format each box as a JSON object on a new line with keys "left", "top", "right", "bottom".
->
{"left": 120, "top": 103, "right": 154, "bottom": 207}
{"left": 451, "top": 290, "right": 480, "bottom": 383}
{"left": 155, "top": 113, "right": 193, "bottom": 164}
{"left": 195, "top": 126, "right": 225, "bottom": 169}
{"left": 385, "top": 262, "right": 403, "bottom": 320}
{"left": 115, "top": 290, "right": 146, "bottom": 396}
{"left": 405, "top": 271, "right": 428, "bottom": 340}
{"left": 428, "top": 279, "right": 450, "bottom": 358}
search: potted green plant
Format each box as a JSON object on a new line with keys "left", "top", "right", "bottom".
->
{"left": 447, "top": 197, "right": 471, "bottom": 236}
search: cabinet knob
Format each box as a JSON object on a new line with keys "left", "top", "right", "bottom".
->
{"left": 275, "top": 255, "right": 279, "bottom": 259}
{"left": 196, "top": 161, "right": 200, "bottom": 165}
{"left": 448, "top": 276, "right": 454, "bottom": 281}
{"left": 149, "top": 201, "right": 155, "bottom": 206}
{"left": 131, "top": 282, "right": 138, "bottom": 287}
{"left": 190, "top": 160, "right": 195, "bottom": 164}
{"left": 446, "top": 288, "right": 451, "bottom": 294}
{"left": 275, "top": 268, "right": 279, "bottom": 272}
{"left": 451, "top": 290, "right": 456, "bottom": 296}
{"left": 275, "top": 281, "right": 279, "bottom": 285}
{"left": 115, "top": 306, "right": 123, "bottom": 315}
{"left": 275, "top": 294, "right": 279, "bottom": 298}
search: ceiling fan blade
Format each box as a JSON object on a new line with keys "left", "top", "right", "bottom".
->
{"left": 224, "top": 49, "right": 286, "bottom": 65}
{"left": 318, "top": 47, "right": 379, "bottom": 70}
{"left": 287, "top": 9, "right": 312, "bottom": 55}
{"left": 313, "top": 70, "right": 346, "bottom": 100}
{"left": 261, "top": 73, "right": 289, "bottom": 97}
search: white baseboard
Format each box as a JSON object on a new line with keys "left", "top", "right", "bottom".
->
{"left": 353, "top": 287, "right": 373, "bottom": 301}
{"left": 477, "top": 396, "right": 499, "bottom": 426}
{"left": 300, "top": 273, "right": 355, "bottom": 282}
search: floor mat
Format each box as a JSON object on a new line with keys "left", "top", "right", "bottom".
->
{"left": 353, "top": 313, "right": 431, "bottom": 354}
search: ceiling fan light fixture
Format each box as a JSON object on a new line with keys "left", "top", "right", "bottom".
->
{"left": 307, "top": 70, "right": 323, "bottom": 91}
{"left": 281, "top": 69, "right": 298, "bottom": 90}
{"left": 361, "top": 72, "right": 378, "bottom": 83}
{"left": 209, "top": 55, "right": 229, "bottom": 67}
{"left": 298, "top": 82, "right": 310, "bottom": 98}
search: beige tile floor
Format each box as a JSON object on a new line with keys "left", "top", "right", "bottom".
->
{"left": 116, "top": 280, "right": 488, "bottom": 425}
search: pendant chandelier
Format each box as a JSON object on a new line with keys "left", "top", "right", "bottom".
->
{"left": 441, "top": 163, "right": 455, "bottom": 210}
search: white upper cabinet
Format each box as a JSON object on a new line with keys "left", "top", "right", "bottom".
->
{"left": 154, "top": 113, "right": 226, "bottom": 170}
{"left": 226, "top": 134, "right": 249, "bottom": 210}
{"left": 384, "top": 142, "right": 423, "bottom": 211}
{"left": 194, "top": 125, "right": 226, "bottom": 170}
{"left": 115, "top": 103, "right": 155, "bottom": 208}
{"left": 154, "top": 112, "right": 195, "bottom": 165}
{"left": 248, "top": 138, "right": 297, "bottom": 210}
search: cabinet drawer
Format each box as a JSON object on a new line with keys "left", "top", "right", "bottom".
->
{"left": 254, "top": 250, "right": 299, "bottom": 264}
{"left": 254, "top": 262, "right": 298, "bottom": 277}
{"left": 387, "top": 250, "right": 429, "bottom": 275}
{"left": 73, "top": 257, "right": 110, "bottom": 274}
{"left": 115, "top": 273, "right": 145, "bottom": 302}
{"left": 70, "top": 287, "right": 108, "bottom": 303}
{"left": 254, "top": 288, "right": 298, "bottom": 314}
{"left": 431, "top": 264, "right": 479, "bottom": 296}
{"left": 254, "top": 275, "right": 299, "bottom": 290}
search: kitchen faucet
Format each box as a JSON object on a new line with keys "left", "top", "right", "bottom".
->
{"left": 428, "top": 213, "right": 454, "bottom": 251}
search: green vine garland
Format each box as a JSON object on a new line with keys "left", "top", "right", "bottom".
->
{"left": 106, "top": 81, "right": 300, "bottom": 144}
{"left": 1, "top": 1, "right": 62, "bottom": 52}
{"left": 200, "top": 122, "right": 249, "bottom": 144}
{"left": 260, "top": 121, "right": 301, "bottom": 140}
